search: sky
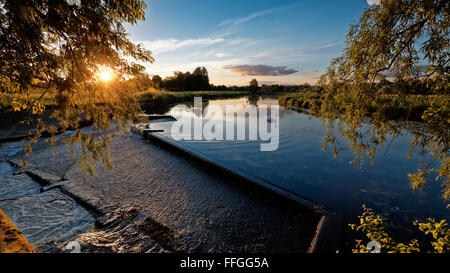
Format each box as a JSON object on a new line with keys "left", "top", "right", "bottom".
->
{"left": 126, "top": 0, "right": 374, "bottom": 86}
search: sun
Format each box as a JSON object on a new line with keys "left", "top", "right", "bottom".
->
{"left": 97, "top": 67, "right": 114, "bottom": 82}
{"left": 99, "top": 70, "right": 112, "bottom": 82}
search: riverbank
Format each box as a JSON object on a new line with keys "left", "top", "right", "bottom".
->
{"left": 136, "top": 89, "right": 298, "bottom": 114}
{"left": 0, "top": 209, "right": 34, "bottom": 253}
{"left": 279, "top": 93, "right": 449, "bottom": 122}
{"left": 137, "top": 90, "right": 250, "bottom": 113}
{"left": 0, "top": 90, "right": 279, "bottom": 141}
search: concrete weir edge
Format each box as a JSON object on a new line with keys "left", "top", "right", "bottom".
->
{"left": 3, "top": 122, "right": 340, "bottom": 253}
{"left": 131, "top": 123, "right": 341, "bottom": 253}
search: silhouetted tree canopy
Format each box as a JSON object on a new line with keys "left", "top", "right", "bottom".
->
{"left": 134, "top": 72, "right": 153, "bottom": 91}
{"left": 151, "top": 75, "right": 162, "bottom": 89}
{"left": 160, "top": 67, "right": 210, "bottom": 91}
{"left": 306, "top": 0, "right": 449, "bottom": 202}
{"left": 0, "top": 0, "right": 153, "bottom": 174}
{"left": 248, "top": 79, "right": 259, "bottom": 94}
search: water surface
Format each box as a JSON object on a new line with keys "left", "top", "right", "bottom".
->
{"left": 152, "top": 96, "right": 448, "bottom": 225}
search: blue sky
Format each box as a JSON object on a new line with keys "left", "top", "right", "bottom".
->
{"left": 126, "top": 0, "right": 373, "bottom": 86}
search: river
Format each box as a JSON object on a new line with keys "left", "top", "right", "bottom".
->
{"left": 150, "top": 95, "right": 448, "bottom": 228}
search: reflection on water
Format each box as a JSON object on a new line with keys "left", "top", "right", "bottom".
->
{"left": 156, "top": 96, "right": 448, "bottom": 224}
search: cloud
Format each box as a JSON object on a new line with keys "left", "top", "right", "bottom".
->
{"left": 226, "top": 38, "right": 254, "bottom": 46}
{"left": 316, "top": 42, "right": 342, "bottom": 49}
{"left": 140, "top": 38, "right": 225, "bottom": 54}
{"left": 217, "top": 3, "right": 301, "bottom": 27}
{"left": 214, "top": 52, "right": 229, "bottom": 58}
{"left": 222, "top": 64, "right": 298, "bottom": 76}
{"left": 218, "top": 8, "right": 280, "bottom": 27}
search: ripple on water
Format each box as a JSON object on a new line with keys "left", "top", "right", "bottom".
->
{"left": 0, "top": 189, "right": 95, "bottom": 247}
{"left": 0, "top": 161, "right": 14, "bottom": 179}
{"left": 0, "top": 141, "right": 23, "bottom": 159}
{"left": 0, "top": 138, "right": 94, "bottom": 247}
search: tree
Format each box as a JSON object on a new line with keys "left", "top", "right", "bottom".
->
{"left": 303, "top": 0, "right": 450, "bottom": 253}
{"left": 135, "top": 72, "right": 153, "bottom": 91}
{"left": 248, "top": 79, "right": 259, "bottom": 94}
{"left": 349, "top": 205, "right": 449, "bottom": 253}
{"left": 151, "top": 75, "right": 162, "bottom": 89}
{"left": 0, "top": 0, "right": 153, "bottom": 174}
{"left": 191, "top": 66, "right": 210, "bottom": 90}
{"left": 306, "top": 0, "right": 449, "bottom": 203}
{"left": 160, "top": 67, "right": 210, "bottom": 91}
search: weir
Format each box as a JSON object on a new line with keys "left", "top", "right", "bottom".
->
{"left": 131, "top": 118, "right": 340, "bottom": 253}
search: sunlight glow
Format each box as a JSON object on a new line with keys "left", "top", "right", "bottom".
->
{"left": 97, "top": 67, "right": 114, "bottom": 82}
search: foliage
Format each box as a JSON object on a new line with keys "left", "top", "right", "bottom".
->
{"left": 350, "top": 205, "right": 449, "bottom": 253}
{"left": 210, "top": 84, "right": 249, "bottom": 92}
{"left": 133, "top": 72, "right": 154, "bottom": 91}
{"left": 260, "top": 83, "right": 311, "bottom": 94}
{"left": 305, "top": 0, "right": 449, "bottom": 202}
{"left": 161, "top": 67, "right": 210, "bottom": 91}
{"left": 0, "top": 0, "right": 153, "bottom": 174}
{"left": 151, "top": 75, "right": 162, "bottom": 89}
{"left": 248, "top": 79, "right": 259, "bottom": 94}
{"left": 415, "top": 217, "right": 450, "bottom": 253}
{"left": 210, "top": 83, "right": 311, "bottom": 93}
{"left": 279, "top": 92, "right": 447, "bottom": 122}
{"left": 138, "top": 89, "right": 249, "bottom": 114}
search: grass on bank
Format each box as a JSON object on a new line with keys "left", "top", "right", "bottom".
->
{"left": 136, "top": 89, "right": 251, "bottom": 113}
{"left": 1, "top": 88, "right": 250, "bottom": 110}
{"left": 0, "top": 87, "right": 57, "bottom": 110}
{"left": 279, "top": 92, "right": 449, "bottom": 122}
{"left": 0, "top": 209, "right": 35, "bottom": 253}
{"left": 3, "top": 86, "right": 447, "bottom": 122}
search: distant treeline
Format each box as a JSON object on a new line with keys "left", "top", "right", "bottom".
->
{"left": 129, "top": 66, "right": 210, "bottom": 91}
{"left": 379, "top": 78, "right": 449, "bottom": 95}
{"left": 129, "top": 66, "right": 314, "bottom": 93}
{"left": 160, "top": 67, "right": 210, "bottom": 91}
{"left": 128, "top": 66, "right": 447, "bottom": 96}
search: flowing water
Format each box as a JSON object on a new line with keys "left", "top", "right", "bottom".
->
{"left": 1, "top": 95, "right": 447, "bottom": 250}
{"left": 151, "top": 96, "right": 448, "bottom": 229}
